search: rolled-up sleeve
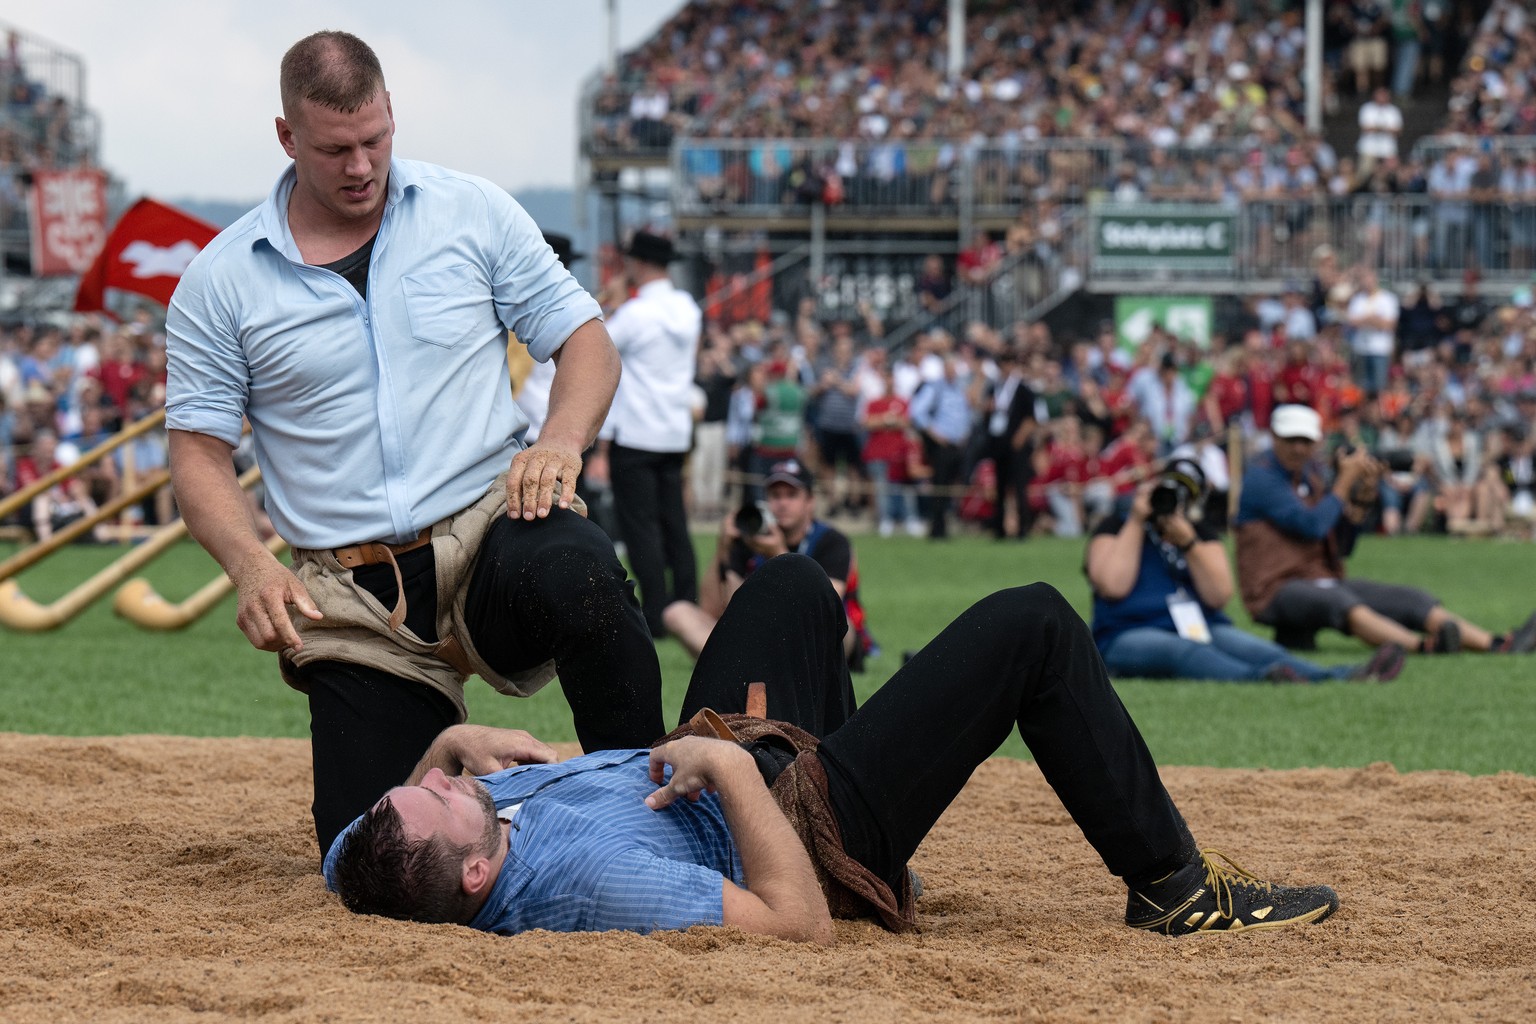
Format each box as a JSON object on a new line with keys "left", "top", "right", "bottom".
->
{"left": 165, "top": 256, "right": 249, "bottom": 448}
{"left": 485, "top": 189, "right": 603, "bottom": 364}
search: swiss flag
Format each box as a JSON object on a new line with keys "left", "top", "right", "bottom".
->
{"left": 73, "top": 198, "right": 220, "bottom": 313}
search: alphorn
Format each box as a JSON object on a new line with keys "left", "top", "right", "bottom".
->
{"left": 0, "top": 408, "right": 167, "bottom": 522}
{"left": 0, "top": 469, "right": 172, "bottom": 583}
{"left": 116, "top": 533, "right": 288, "bottom": 631}
{"left": 0, "top": 465, "right": 262, "bottom": 632}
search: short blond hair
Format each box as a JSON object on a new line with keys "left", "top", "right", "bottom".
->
{"left": 280, "top": 31, "right": 385, "bottom": 122}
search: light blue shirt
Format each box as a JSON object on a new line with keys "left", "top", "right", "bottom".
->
{"left": 909, "top": 377, "right": 973, "bottom": 445}
{"left": 165, "top": 159, "right": 602, "bottom": 549}
{"left": 323, "top": 749, "right": 741, "bottom": 935}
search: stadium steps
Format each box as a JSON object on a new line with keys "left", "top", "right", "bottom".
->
{"left": 1326, "top": 80, "right": 1452, "bottom": 165}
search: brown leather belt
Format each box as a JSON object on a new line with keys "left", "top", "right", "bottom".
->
{"left": 331, "top": 529, "right": 431, "bottom": 632}
{"left": 332, "top": 528, "right": 432, "bottom": 570}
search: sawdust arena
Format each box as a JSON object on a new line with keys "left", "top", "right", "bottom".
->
{"left": 4, "top": 732, "right": 1533, "bottom": 1023}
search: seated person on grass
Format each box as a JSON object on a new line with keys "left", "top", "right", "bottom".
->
{"left": 1235, "top": 405, "right": 1536, "bottom": 656}
{"left": 1088, "top": 465, "right": 1405, "bottom": 684}
{"left": 328, "top": 553, "right": 1340, "bottom": 941}
{"left": 663, "top": 458, "right": 875, "bottom": 668}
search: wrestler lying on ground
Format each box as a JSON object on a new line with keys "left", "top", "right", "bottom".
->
{"left": 327, "top": 555, "right": 1340, "bottom": 940}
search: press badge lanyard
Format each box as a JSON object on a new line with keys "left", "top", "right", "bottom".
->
{"left": 1151, "top": 529, "right": 1211, "bottom": 644}
{"left": 1166, "top": 588, "right": 1212, "bottom": 644}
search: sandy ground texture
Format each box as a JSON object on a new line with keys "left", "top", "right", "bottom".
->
{"left": 2, "top": 733, "right": 1533, "bottom": 1024}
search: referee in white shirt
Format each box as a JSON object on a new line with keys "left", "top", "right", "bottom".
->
{"left": 600, "top": 231, "right": 702, "bottom": 636}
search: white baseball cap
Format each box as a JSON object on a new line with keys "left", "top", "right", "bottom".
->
{"left": 1271, "top": 404, "right": 1322, "bottom": 441}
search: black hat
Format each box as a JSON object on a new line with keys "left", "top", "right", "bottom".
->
{"left": 623, "top": 230, "right": 679, "bottom": 266}
{"left": 764, "top": 458, "right": 812, "bottom": 493}
{"left": 543, "top": 232, "right": 585, "bottom": 268}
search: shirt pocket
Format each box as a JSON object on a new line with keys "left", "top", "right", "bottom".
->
{"left": 400, "top": 263, "right": 483, "bottom": 349}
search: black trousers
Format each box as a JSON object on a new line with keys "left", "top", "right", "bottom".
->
{"left": 986, "top": 434, "right": 1034, "bottom": 539}
{"left": 678, "top": 555, "right": 1196, "bottom": 894}
{"left": 303, "top": 507, "right": 664, "bottom": 856}
{"left": 608, "top": 444, "right": 698, "bottom": 635}
{"left": 921, "top": 436, "right": 965, "bottom": 539}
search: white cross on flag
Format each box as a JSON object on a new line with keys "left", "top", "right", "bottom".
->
{"left": 28, "top": 168, "right": 108, "bottom": 277}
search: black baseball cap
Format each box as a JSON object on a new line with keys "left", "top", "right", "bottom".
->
{"left": 764, "top": 459, "right": 812, "bottom": 493}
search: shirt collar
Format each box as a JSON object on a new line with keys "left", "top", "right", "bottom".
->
{"left": 253, "top": 158, "right": 419, "bottom": 260}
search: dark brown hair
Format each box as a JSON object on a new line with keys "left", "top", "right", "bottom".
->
{"left": 330, "top": 797, "right": 482, "bottom": 925}
{"left": 280, "top": 31, "right": 385, "bottom": 122}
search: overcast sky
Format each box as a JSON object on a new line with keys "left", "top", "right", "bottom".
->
{"left": 14, "top": 0, "right": 685, "bottom": 202}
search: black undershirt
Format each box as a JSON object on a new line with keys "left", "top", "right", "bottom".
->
{"left": 321, "top": 232, "right": 378, "bottom": 299}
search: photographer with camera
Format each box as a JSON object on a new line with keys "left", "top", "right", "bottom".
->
{"left": 1235, "top": 404, "right": 1536, "bottom": 656}
{"left": 663, "top": 459, "right": 875, "bottom": 667}
{"left": 1086, "top": 461, "right": 1404, "bottom": 683}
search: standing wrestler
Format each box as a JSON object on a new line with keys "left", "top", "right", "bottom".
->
{"left": 165, "top": 31, "right": 664, "bottom": 859}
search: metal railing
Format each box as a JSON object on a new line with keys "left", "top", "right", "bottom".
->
{"left": 878, "top": 208, "right": 1090, "bottom": 351}
{"left": 667, "top": 138, "right": 1332, "bottom": 219}
{"left": 0, "top": 19, "right": 89, "bottom": 105}
{"left": 1412, "top": 134, "right": 1536, "bottom": 167}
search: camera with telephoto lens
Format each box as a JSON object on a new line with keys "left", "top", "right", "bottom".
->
{"left": 1334, "top": 444, "right": 1414, "bottom": 476}
{"left": 1149, "top": 459, "right": 1207, "bottom": 521}
{"left": 733, "top": 501, "right": 776, "bottom": 536}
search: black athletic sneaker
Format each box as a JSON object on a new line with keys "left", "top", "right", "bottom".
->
{"left": 1425, "top": 620, "right": 1462, "bottom": 655}
{"left": 1499, "top": 611, "right": 1536, "bottom": 654}
{"left": 1349, "top": 642, "right": 1406, "bottom": 682}
{"left": 1125, "top": 850, "right": 1339, "bottom": 935}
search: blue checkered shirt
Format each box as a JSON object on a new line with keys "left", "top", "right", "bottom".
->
{"left": 325, "top": 749, "right": 742, "bottom": 935}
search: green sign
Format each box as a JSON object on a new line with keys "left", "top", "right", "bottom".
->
{"left": 1115, "top": 296, "right": 1214, "bottom": 351}
{"left": 1092, "top": 205, "right": 1235, "bottom": 270}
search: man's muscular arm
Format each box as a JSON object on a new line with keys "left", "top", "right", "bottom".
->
{"left": 169, "top": 429, "right": 320, "bottom": 651}
{"left": 647, "top": 736, "right": 834, "bottom": 943}
{"left": 507, "top": 318, "right": 620, "bottom": 520}
{"left": 405, "top": 724, "right": 559, "bottom": 783}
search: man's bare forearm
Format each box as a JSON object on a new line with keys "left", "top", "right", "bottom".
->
{"left": 170, "top": 429, "right": 320, "bottom": 651}
{"left": 712, "top": 749, "right": 833, "bottom": 943}
{"left": 540, "top": 319, "right": 620, "bottom": 453}
{"left": 406, "top": 725, "right": 558, "bottom": 784}
{"left": 649, "top": 737, "right": 832, "bottom": 942}
{"left": 168, "top": 429, "right": 273, "bottom": 577}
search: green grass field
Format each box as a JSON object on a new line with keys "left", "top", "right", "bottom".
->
{"left": 2, "top": 531, "right": 1533, "bottom": 775}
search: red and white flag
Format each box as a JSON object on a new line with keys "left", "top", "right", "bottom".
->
{"left": 29, "top": 168, "right": 109, "bottom": 277}
{"left": 73, "top": 198, "right": 220, "bottom": 312}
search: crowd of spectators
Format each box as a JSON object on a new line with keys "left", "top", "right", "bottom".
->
{"left": 8, "top": 264, "right": 1536, "bottom": 550}
{"left": 11, "top": 1, "right": 1536, "bottom": 555}
{"left": 0, "top": 312, "right": 171, "bottom": 538}
{"left": 593, "top": 1, "right": 1494, "bottom": 215}
{"left": 586, "top": 0, "right": 1536, "bottom": 287}
{"left": 1438, "top": 0, "right": 1536, "bottom": 138}
{"left": 686, "top": 257, "right": 1536, "bottom": 544}
{"left": 597, "top": 1, "right": 1414, "bottom": 156}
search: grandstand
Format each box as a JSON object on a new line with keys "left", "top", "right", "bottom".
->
{"left": 580, "top": 0, "right": 1523, "bottom": 337}
{"left": 0, "top": 18, "right": 112, "bottom": 308}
